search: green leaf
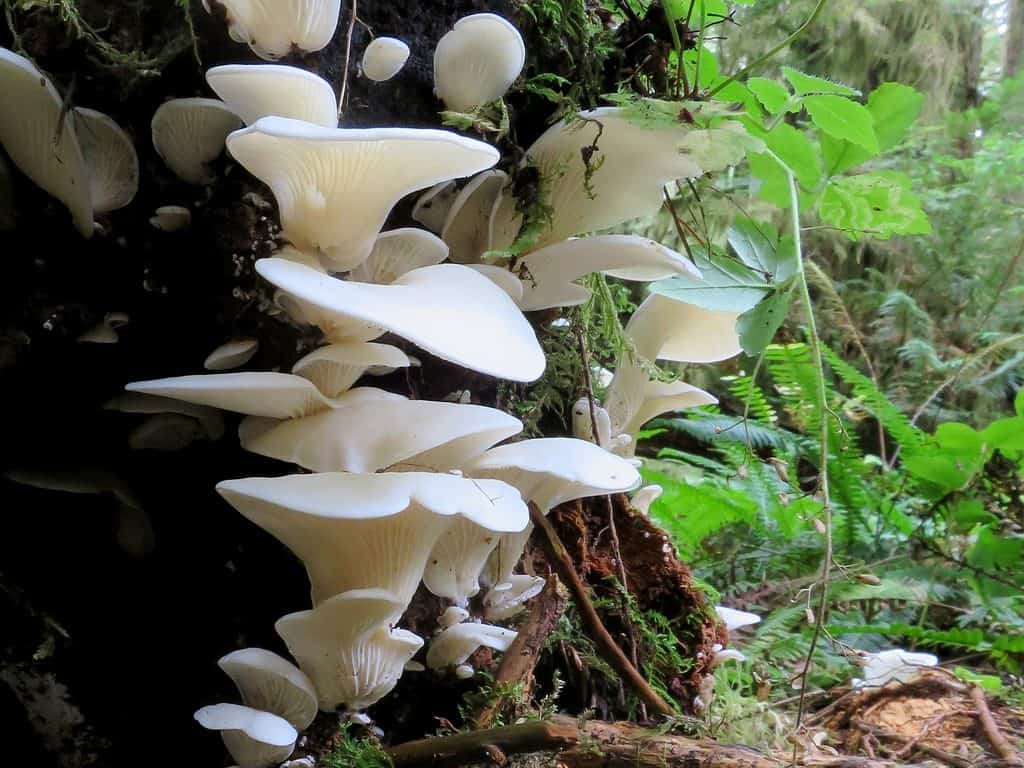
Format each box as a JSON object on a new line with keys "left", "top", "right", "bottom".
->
{"left": 782, "top": 67, "right": 859, "bottom": 97}
{"left": 761, "top": 123, "right": 823, "bottom": 191}
{"left": 1016, "top": 387, "right": 1024, "bottom": 417}
{"left": 748, "top": 78, "right": 790, "bottom": 115}
{"left": 818, "top": 171, "right": 931, "bottom": 240}
{"left": 954, "top": 667, "right": 1004, "bottom": 693}
{"left": 651, "top": 250, "right": 770, "bottom": 313}
{"left": 682, "top": 46, "right": 718, "bottom": 88}
{"left": 727, "top": 217, "right": 778, "bottom": 272}
{"left": 747, "top": 149, "right": 791, "bottom": 207}
{"left": 737, "top": 283, "right": 793, "bottom": 355}
{"left": 664, "top": 0, "right": 729, "bottom": 23}
{"left": 804, "top": 95, "right": 879, "bottom": 153}
{"left": 867, "top": 82, "right": 924, "bottom": 152}
{"left": 967, "top": 526, "right": 1024, "bottom": 574}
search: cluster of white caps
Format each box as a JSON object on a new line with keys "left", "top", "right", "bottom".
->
{"left": 1, "top": 4, "right": 768, "bottom": 767}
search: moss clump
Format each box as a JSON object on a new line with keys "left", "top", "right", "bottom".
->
{"left": 322, "top": 725, "right": 392, "bottom": 768}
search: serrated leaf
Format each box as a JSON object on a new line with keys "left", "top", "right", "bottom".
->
{"left": 804, "top": 95, "right": 879, "bottom": 153}
{"left": 762, "top": 122, "right": 822, "bottom": 190}
{"left": 651, "top": 250, "right": 770, "bottom": 313}
{"left": 728, "top": 217, "right": 778, "bottom": 272}
{"left": 737, "top": 284, "right": 793, "bottom": 355}
{"left": 868, "top": 82, "right": 924, "bottom": 151}
{"left": 783, "top": 67, "right": 859, "bottom": 97}
{"left": 818, "top": 171, "right": 930, "bottom": 240}
{"left": 748, "top": 78, "right": 790, "bottom": 115}
{"left": 747, "top": 150, "right": 791, "bottom": 207}
{"left": 683, "top": 46, "right": 719, "bottom": 87}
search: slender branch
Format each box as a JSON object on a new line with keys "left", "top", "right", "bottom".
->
{"left": 969, "top": 684, "right": 1024, "bottom": 766}
{"left": 337, "top": 0, "right": 358, "bottom": 120}
{"left": 707, "top": 0, "right": 830, "bottom": 98}
{"left": 529, "top": 502, "right": 676, "bottom": 718}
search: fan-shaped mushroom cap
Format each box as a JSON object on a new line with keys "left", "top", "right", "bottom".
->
{"left": 349, "top": 228, "right": 449, "bottom": 284}
{"left": 630, "top": 484, "right": 663, "bottom": 516}
{"left": 484, "top": 575, "right": 545, "bottom": 621}
{"left": 75, "top": 108, "right": 139, "bottom": 214}
{"left": 619, "top": 380, "right": 717, "bottom": 442}
{"left": 433, "top": 14, "right": 525, "bottom": 113}
{"left": 426, "top": 622, "right": 517, "bottom": 669}
{"left": 625, "top": 293, "right": 742, "bottom": 364}
{"left": 125, "top": 372, "right": 344, "bottom": 419}
{"left": 255, "top": 259, "right": 546, "bottom": 382}
{"left": 203, "top": 0, "right": 342, "bottom": 60}
{"left": 291, "top": 341, "right": 410, "bottom": 398}
{"left": 422, "top": 504, "right": 530, "bottom": 605}
{"left": 465, "top": 438, "right": 641, "bottom": 584}
{"left": 216, "top": 471, "right": 527, "bottom": 606}
{"left": 412, "top": 180, "right": 458, "bottom": 233}
{"left": 710, "top": 648, "right": 746, "bottom": 668}
{"left": 239, "top": 389, "right": 522, "bottom": 473}
{"left": 227, "top": 118, "right": 499, "bottom": 270}
{"left": 152, "top": 98, "right": 241, "bottom": 185}
{"left": 439, "top": 606, "right": 470, "bottom": 628}
{"left": 275, "top": 589, "right": 422, "bottom": 712}
{"left": 149, "top": 205, "right": 191, "bottom": 231}
{"left": 441, "top": 170, "right": 508, "bottom": 264}
{"left": 516, "top": 236, "right": 701, "bottom": 311}
{"left": 217, "top": 648, "right": 318, "bottom": 731}
{"left": 77, "top": 311, "right": 130, "bottom": 344}
{"left": 206, "top": 65, "right": 337, "bottom": 128}
{"left": 0, "top": 48, "right": 92, "bottom": 237}
{"left": 205, "top": 339, "right": 260, "bottom": 371}
{"left": 194, "top": 703, "right": 296, "bottom": 768}
{"left": 466, "top": 264, "right": 524, "bottom": 303}
{"left": 571, "top": 396, "right": 612, "bottom": 447}
{"left": 854, "top": 649, "right": 938, "bottom": 688}
{"left": 524, "top": 108, "right": 755, "bottom": 248}
{"left": 715, "top": 606, "right": 761, "bottom": 632}
{"left": 362, "top": 37, "right": 410, "bottom": 82}
{"left": 104, "top": 391, "right": 225, "bottom": 440}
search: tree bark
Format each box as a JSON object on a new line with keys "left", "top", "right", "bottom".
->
{"left": 1005, "top": 0, "right": 1024, "bottom": 78}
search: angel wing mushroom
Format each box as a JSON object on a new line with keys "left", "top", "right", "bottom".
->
{"left": 362, "top": 37, "right": 410, "bottom": 82}
{"left": 151, "top": 98, "right": 242, "bottom": 184}
{"left": 75, "top": 108, "right": 139, "bottom": 214}
{"left": 194, "top": 703, "right": 296, "bottom": 768}
{"left": 202, "top": 0, "right": 342, "bottom": 60}
{"left": 217, "top": 648, "right": 318, "bottom": 731}
{"left": 433, "top": 14, "right": 525, "bottom": 113}
{"left": 206, "top": 65, "right": 338, "bottom": 128}
{"left": 291, "top": 342, "right": 410, "bottom": 398}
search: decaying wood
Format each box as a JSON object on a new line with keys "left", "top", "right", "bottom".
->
{"left": 852, "top": 718, "right": 972, "bottom": 768}
{"left": 968, "top": 685, "right": 1024, "bottom": 766}
{"left": 529, "top": 502, "right": 676, "bottom": 718}
{"left": 474, "top": 575, "right": 568, "bottom": 729}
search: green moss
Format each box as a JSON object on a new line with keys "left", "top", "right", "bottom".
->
{"left": 322, "top": 725, "right": 392, "bottom": 768}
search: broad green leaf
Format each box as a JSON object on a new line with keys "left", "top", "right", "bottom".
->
{"left": 747, "top": 149, "right": 791, "bottom": 207}
{"left": 737, "top": 283, "right": 793, "bottom": 355}
{"left": 968, "top": 526, "right": 1024, "bottom": 573}
{"left": 748, "top": 77, "right": 790, "bottom": 115}
{"left": 818, "top": 172, "right": 931, "bottom": 240}
{"left": 664, "top": 0, "right": 729, "bottom": 23}
{"left": 947, "top": 498, "right": 997, "bottom": 531}
{"left": 821, "top": 131, "right": 871, "bottom": 177}
{"left": 1016, "top": 386, "right": 1024, "bottom": 416}
{"left": 651, "top": 250, "right": 770, "bottom": 312}
{"left": 902, "top": 453, "right": 972, "bottom": 494}
{"left": 935, "top": 421, "right": 985, "bottom": 458}
{"left": 683, "top": 46, "right": 719, "bottom": 87}
{"left": 761, "top": 122, "right": 823, "bottom": 190}
{"left": 727, "top": 217, "right": 778, "bottom": 272}
{"left": 954, "top": 667, "right": 1004, "bottom": 693}
{"left": 867, "top": 82, "right": 924, "bottom": 151}
{"left": 782, "top": 67, "right": 859, "bottom": 97}
{"left": 804, "top": 95, "right": 879, "bottom": 153}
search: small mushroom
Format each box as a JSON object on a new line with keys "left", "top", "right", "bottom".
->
{"left": 194, "top": 703, "right": 296, "bottom": 768}
{"left": 433, "top": 14, "right": 525, "bottom": 113}
{"left": 441, "top": 170, "right": 508, "bottom": 264}
{"left": 202, "top": 0, "right": 342, "bottom": 60}
{"left": 629, "top": 485, "right": 663, "bottom": 517}
{"left": 715, "top": 606, "right": 761, "bottom": 633}
{"left": 426, "top": 622, "right": 517, "bottom": 670}
{"left": 291, "top": 341, "right": 410, "bottom": 398}
{"left": 348, "top": 228, "right": 449, "bottom": 284}
{"left": 151, "top": 98, "right": 242, "bottom": 185}
{"left": 617, "top": 380, "right": 718, "bottom": 447}
{"left": 217, "top": 648, "right": 318, "bottom": 731}
{"left": 362, "top": 37, "right": 410, "bottom": 82}
{"left": 149, "top": 205, "right": 191, "bottom": 231}
{"left": 74, "top": 108, "right": 139, "bottom": 214}
{"left": 204, "top": 339, "right": 260, "bottom": 371}
{"left": 77, "top": 311, "right": 130, "bottom": 344}
{"left": 206, "top": 65, "right": 338, "bottom": 128}
{"left": 483, "top": 575, "right": 545, "bottom": 621}
{"left": 411, "top": 180, "right": 458, "bottom": 233}
{"left": 438, "top": 606, "right": 470, "bottom": 628}
{"left": 853, "top": 649, "right": 938, "bottom": 688}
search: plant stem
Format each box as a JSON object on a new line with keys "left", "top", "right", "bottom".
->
{"left": 338, "top": 0, "right": 357, "bottom": 120}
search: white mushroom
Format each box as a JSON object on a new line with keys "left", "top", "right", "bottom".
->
{"left": 275, "top": 588, "right": 423, "bottom": 712}
{"left": 149, "top": 205, "right": 191, "bottom": 231}
{"left": 226, "top": 118, "right": 499, "bottom": 270}
{"left": 151, "top": 98, "right": 241, "bottom": 185}
{"left": 105, "top": 391, "right": 225, "bottom": 441}
{"left": 433, "top": 14, "right": 525, "bottom": 112}
{"left": 194, "top": 703, "right": 297, "bottom": 768}
{"left": 515, "top": 236, "right": 701, "bottom": 311}
{"left": 74, "top": 108, "right": 139, "bottom": 214}
{"left": 77, "top": 311, "right": 130, "bottom": 344}
{"left": 203, "top": 0, "right": 342, "bottom": 60}
{"left": 362, "top": 37, "right": 410, "bottom": 82}
{"left": 348, "top": 228, "right": 449, "bottom": 284}
{"left": 255, "top": 259, "right": 546, "bottom": 382}
{"left": 291, "top": 341, "right": 410, "bottom": 398}
{"left": 0, "top": 48, "right": 92, "bottom": 236}
{"left": 205, "top": 339, "right": 260, "bottom": 371}
{"left": 206, "top": 65, "right": 338, "bottom": 128}
{"left": 853, "top": 649, "right": 938, "bottom": 688}
{"left": 466, "top": 264, "right": 524, "bottom": 303}
{"left": 715, "top": 606, "right": 761, "bottom": 633}
{"left": 426, "top": 622, "right": 517, "bottom": 670}
{"left": 238, "top": 389, "right": 522, "bottom": 473}
{"left": 630, "top": 485, "right": 663, "bottom": 517}
{"left": 411, "top": 180, "right": 458, "bottom": 233}
{"left": 216, "top": 471, "right": 528, "bottom": 606}
{"left": 571, "top": 396, "right": 612, "bottom": 447}
{"left": 463, "top": 438, "right": 641, "bottom": 585}
{"left": 618, "top": 380, "right": 718, "bottom": 442}
{"left": 710, "top": 647, "right": 746, "bottom": 668}
{"left": 441, "top": 170, "right": 508, "bottom": 264}
{"left": 217, "top": 648, "right": 318, "bottom": 731}
{"left": 484, "top": 575, "right": 545, "bottom": 621}
{"left": 438, "top": 606, "right": 470, "bottom": 628}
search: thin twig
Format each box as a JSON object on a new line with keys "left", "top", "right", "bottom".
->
{"left": 337, "top": 0, "right": 357, "bottom": 120}
{"left": 969, "top": 685, "right": 1024, "bottom": 766}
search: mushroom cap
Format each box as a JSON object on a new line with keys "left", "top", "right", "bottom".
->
{"left": 441, "top": 170, "right": 508, "bottom": 264}
{"left": 715, "top": 606, "right": 761, "bottom": 632}
{"left": 227, "top": 118, "right": 499, "bottom": 270}
{"left": 623, "top": 292, "right": 742, "bottom": 365}
{"left": 348, "top": 228, "right": 449, "bottom": 284}
{"left": 275, "top": 589, "right": 423, "bottom": 711}
{"left": 466, "top": 264, "right": 524, "bottom": 303}
{"left": 239, "top": 389, "right": 523, "bottom": 473}
{"left": 629, "top": 484, "right": 663, "bottom": 517}
{"left": 204, "top": 339, "right": 260, "bottom": 371}
{"left": 433, "top": 13, "right": 525, "bottom": 113}
{"left": 194, "top": 703, "right": 296, "bottom": 768}
{"left": 255, "top": 259, "right": 546, "bottom": 382}
{"left": 857, "top": 649, "right": 938, "bottom": 688}
{"left": 125, "top": 372, "right": 343, "bottom": 419}
{"left": 206, "top": 0, "right": 342, "bottom": 60}
{"left": 0, "top": 48, "right": 93, "bottom": 237}
{"left": 516, "top": 235, "right": 701, "bottom": 311}
{"left": 484, "top": 575, "right": 545, "bottom": 622}
{"left": 216, "top": 471, "right": 527, "bottom": 605}
{"left": 151, "top": 98, "right": 241, "bottom": 184}
{"left": 104, "top": 391, "right": 225, "bottom": 440}
{"left": 426, "top": 622, "right": 517, "bottom": 669}
{"left": 411, "top": 180, "right": 458, "bottom": 233}
{"left": 439, "top": 606, "right": 470, "bottom": 628}
{"left": 291, "top": 341, "right": 410, "bottom": 398}
{"left": 362, "top": 37, "right": 410, "bottom": 82}
{"left": 217, "top": 648, "right": 318, "bottom": 731}
{"left": 74, "top": 108, "right": 139, "bottom": 214}
{"left": 524, "top": 107, "right": 751, "bottom": 248}
{"left": 619, "top": 380, "right": 718, "bottom": 443}
{"left": 149, "top": 205, "right": 191, "bottom": 231}
{"left": 206, "top": 64, "right": 338, "bottom": 128}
